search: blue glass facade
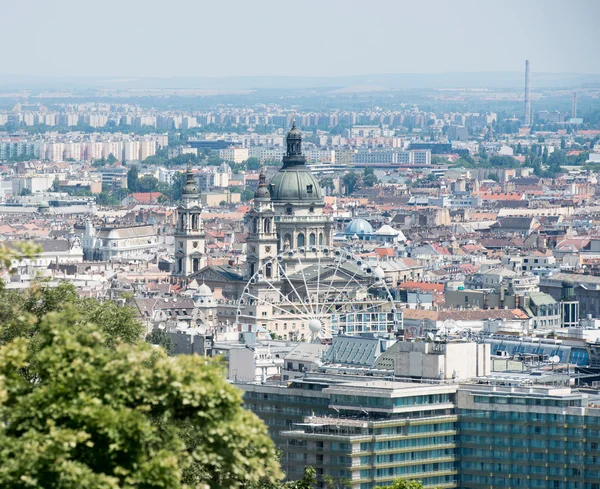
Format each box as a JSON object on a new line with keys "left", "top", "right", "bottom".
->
{"left": 458, "top": 392, "right": 600, "bottom": 489}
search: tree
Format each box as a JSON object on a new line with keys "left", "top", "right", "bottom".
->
{"left": 207, "top": 152, "right": 222, "bottom": 166}
{"left": 246, "top": 157, "right": 261, "bottom": 170}
{"left": 362, "top": 167, "right": 379, "bottom": 187}
{"left": 51, "top": 177, "right": 60, "bottom": 192}
{"left": 127, "top": 165, "right": 139, "bottom": 192}
{"left": 323, "top": 474, "right": 352, "bottom": 489}
{"left": 242, "top": 188, "right": 255, "bottom": 202}
{"left": 560, "top": 137, "right": 566, "bottom": 150}
{"left": 375, "top": 480, "right": 425, "bottom": 489}
{"left": 19, "top": 188, "right": 32, "bottom": 196}
{"left": 0, "top": 282, "right": 143, "bottom": 349}
{"left": 0, "top": 267, "right": 283, "bottom": 489}
{"left": 343, "top": 172, "right": 360, "bottom": 195}
{"left": 170, "top": 171, "right": 187, "bottom": 202}
{"left": 107, "top": 154, "right": 117, "bottom": 165}
{"left": 542, "top": 146, "right": 549, "bottom": 163}
{"left": 146, "top": 328, "right": 174, "bottom": 355}
{"left": 137, "top": 175, "right": 159, "bottom": 193}
{"left": 319, "top": 178, "right": 335, "bottom": 191}
{"left": 0, "top": 309, "right": 282, "bottom": 489}
{"left": 219, "top": 200, "right": 228, "bottom": 206}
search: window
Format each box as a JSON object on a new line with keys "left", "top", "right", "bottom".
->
{"left": 286, "top": 207, "right": 292, "bottom": 215}
{"left": 307, "top": 184, "right": 313, "bottom": 194}
{"left": 297, "top": 233, "right": 305, "bottom": 247}
{"left": 309, "top": 233, "right": 316, "bottom": 246}
{"left": 309, "top": 206, "right": 314, "bottom": 213}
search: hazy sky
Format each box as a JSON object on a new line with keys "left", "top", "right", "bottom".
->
{"left": 3, "top": 0, "right": 599, "bottom": 77}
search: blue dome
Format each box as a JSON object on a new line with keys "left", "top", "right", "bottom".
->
{"left": 345, "top": 218, "right": 374, "bottom": 235}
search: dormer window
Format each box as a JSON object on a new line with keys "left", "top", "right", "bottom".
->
{"left": 286, "top": 207, "right": 292, "bottom": 215}
{"left": 307, "top": 184, "right": 313, "bottom": 194}
{"left": 309, "top": 207, "right": 314, "bottom": 213}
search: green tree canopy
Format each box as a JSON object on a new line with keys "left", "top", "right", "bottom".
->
{"left": 246, "top": 157, "right": 261, "bottom": 170}
{"left": 375, "top": 479, "right": 425, "bottom": 489}
{"left": 137, "top": 175, "right": 159, "bottom": 193}
{"left": 343, "top": 172, "right": 360, "bottom": 195}
{"left": 0, "top": 277, "right": 283, "bottom": 489}
{"left": 127, "top": 165, "right": 139, "bottom": 192}
{"left": 242, "top": 188, "right": 255, "bottom": 202}
{"left": 0, "top": 309, "right": 282, "bottom": 488}
{"left": 319, "top": 178, "right": 335, "bottom": 191}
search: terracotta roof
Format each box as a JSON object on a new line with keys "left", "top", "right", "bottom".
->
{"left": 374, "top": 247, "right": 395, "bottom": 257}
{"left": 128, "top": 192, "right": 166, "bottom": 203}
{"left": 399, "top": 281, "right": 444, "bottom": 292}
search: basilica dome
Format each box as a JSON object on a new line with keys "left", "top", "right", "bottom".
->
{"left": 268, "top": 121, "right": 323, "bottom": 203}
{"left": 269, "top": 166, "right": 323, "bottom": 203}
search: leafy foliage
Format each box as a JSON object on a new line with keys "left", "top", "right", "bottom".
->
{"left": 375, "top": 479, "right": 425, "bottom": 489}
{"left": 343, "top": 172, "right": 360, "bottom": 195}
{"left": 0, "top": 263, "right": 283, "bottom": 489}
{"left": 0, "top": 309, "right": 282, "bottom": 488}
{"left": 0, "top": 282, "right": 143, "bottom": 350}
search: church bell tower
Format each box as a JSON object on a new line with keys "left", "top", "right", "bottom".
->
{"left": 173, "top": 165, "right": 206, "bottom": 279}
{"left": 246, "top": 167, "right": 278, "bottom": 282}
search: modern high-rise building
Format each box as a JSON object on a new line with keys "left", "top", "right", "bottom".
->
{"left": 458, "top": 383, "right": 600, "bottom": 489}
{"left": 240, "top": 342, "right": 600, "bottom": 489}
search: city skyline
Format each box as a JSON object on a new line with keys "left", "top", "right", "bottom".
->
{"left": 2, "top": 0, "right": 599, "bottom": 78}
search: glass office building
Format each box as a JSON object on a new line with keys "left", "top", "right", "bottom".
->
{"left": 458, "top": 384, "right": 600, "bottom": 489}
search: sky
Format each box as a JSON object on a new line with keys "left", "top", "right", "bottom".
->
{"left": 2, "top": 0, "right": 599, "bottom": 78}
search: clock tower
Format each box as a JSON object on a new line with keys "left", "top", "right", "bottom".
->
{"left": 173, "top": 165, "right": 206, "bottom": 279}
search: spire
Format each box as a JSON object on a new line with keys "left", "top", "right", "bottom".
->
{"left": 254, "top": 165, "right": 271, "bottom": 200}
{"left": 181, "top": 164, "right": 198, "bottom": 198}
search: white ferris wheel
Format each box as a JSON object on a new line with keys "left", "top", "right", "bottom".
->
{"left": 235, "top": 246, "right": 401, "bottom": 342}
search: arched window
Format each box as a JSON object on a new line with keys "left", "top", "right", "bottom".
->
{"left": 250, "top": 263, "right": 255, "bottom": 276}
{"left": 178, "top": 258, "right": 183, "bottom": 273}
{"left": 309, "top": 233, "right": 316, "bottom": 246}
{"left": 297, "top": 233, "right": 305, "bottom": 247}
{"left": 264, "top": 218, "right": 270, "bottom": 233}
{"left": 319, "top": 233, "right": 324, "bottom": 245}
{"left": 193, "top": 258, "right": 199, "bottom": 273}
{"left": 265, "top": 263, "right": 272, "bottom": 278}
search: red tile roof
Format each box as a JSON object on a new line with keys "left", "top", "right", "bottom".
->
{"left": 399, "top": 281, "right": 444, "bottom": 292}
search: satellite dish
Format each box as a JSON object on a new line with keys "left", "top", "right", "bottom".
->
{"left": 550, "top": 355, "right": 560, "bottom": 364}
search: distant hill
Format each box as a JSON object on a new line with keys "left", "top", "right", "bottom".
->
{"left": 1, "top": 72, "right": 600, "bottom": 91}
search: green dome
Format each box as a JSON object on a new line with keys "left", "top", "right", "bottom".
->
{"left": 268, "top": 166, "right": 323, "bottom": 203}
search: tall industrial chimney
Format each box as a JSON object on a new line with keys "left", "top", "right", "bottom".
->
{"left": 572, "top": 92, "right": 578, "bottom": 119}
{"left": 524, "top": 60, "right": 531, "bottom": 127}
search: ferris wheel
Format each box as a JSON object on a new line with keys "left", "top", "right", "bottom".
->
{"left": 235, "top": 246, "right": 401, "bottom": 342}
